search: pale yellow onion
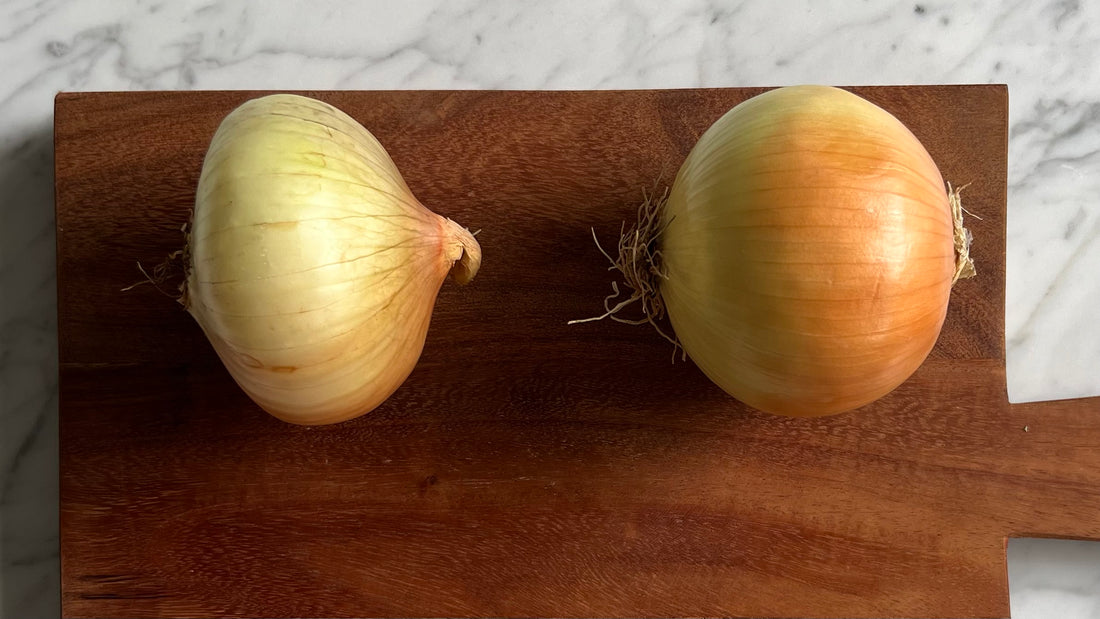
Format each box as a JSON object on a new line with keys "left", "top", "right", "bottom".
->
{"left": 657, "top": 85, "right": 959, "bottom": 417}
{"left": 185, "top": 94, "right": 480, "bottom": 425}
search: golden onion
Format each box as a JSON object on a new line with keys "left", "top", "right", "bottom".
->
{"left": 591, "top": 85, "right": 973, "bottom": 417}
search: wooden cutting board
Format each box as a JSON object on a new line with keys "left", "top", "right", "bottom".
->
{"left": 55, "top": 86, "right": 1100, "bottom": 619}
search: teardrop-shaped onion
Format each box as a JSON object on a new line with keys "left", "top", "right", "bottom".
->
{"left": 185, "top": 94, "right": 481, "bottom": 425}
{"left": 660, "top": 85, "right": 956, "bottom": 416}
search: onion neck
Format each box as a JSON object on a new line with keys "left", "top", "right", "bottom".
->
{"left": 948, "top": 182, "right": 976, "bottom": 284}
{"left": 441, "top": 217, "right": 482, "bottom": 285}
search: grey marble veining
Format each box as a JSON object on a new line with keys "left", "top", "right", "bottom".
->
{"left": 2, "top": 1, "right": 1098, "bottom": 617}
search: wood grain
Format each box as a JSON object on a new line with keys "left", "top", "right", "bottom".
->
{"left": 55, "top": 86, "right": 1100, "bottom": 619}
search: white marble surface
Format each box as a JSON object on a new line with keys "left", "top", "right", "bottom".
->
{"left": 2, "top": 0, "right": 1098, "bottom": 617}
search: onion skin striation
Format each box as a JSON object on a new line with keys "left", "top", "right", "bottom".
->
{"left": 185, "top": 94, "right": 481, "bottom": 425}
{"left": 656, "top": 85, "right": 961, "bottom": 417}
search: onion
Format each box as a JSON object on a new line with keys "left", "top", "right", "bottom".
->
{"left": 581, "top": 85, "right": 975, "bottom": 417}
{"left": 184, "top": 94, "right": 481, "bottom": 425}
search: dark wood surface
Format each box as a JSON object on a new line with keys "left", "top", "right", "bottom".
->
{"left": 55, "top": 86, "right": 1100, "bottom": 619}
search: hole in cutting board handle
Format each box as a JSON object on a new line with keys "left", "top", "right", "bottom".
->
{"left": 1007, "top": 538, "right": 1100, "bottom": 618}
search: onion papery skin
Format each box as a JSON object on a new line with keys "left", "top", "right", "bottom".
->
{"left": 186, "top": 94, "right": 480, "bottom": 425}
{"left": 660, "top": 86, "right": 954, "bottom": 417}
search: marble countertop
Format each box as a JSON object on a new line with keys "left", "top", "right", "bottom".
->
{"left": 2, "top": 0, "right": 1098, "bottom": 617}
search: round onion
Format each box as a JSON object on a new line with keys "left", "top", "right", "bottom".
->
{"left": 593, "top": 85, "right": 973, "bottom": 417}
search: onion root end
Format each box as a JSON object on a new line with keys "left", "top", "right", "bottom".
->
{"left": 569, "top": 187, "right": 683, "bottom": 360}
